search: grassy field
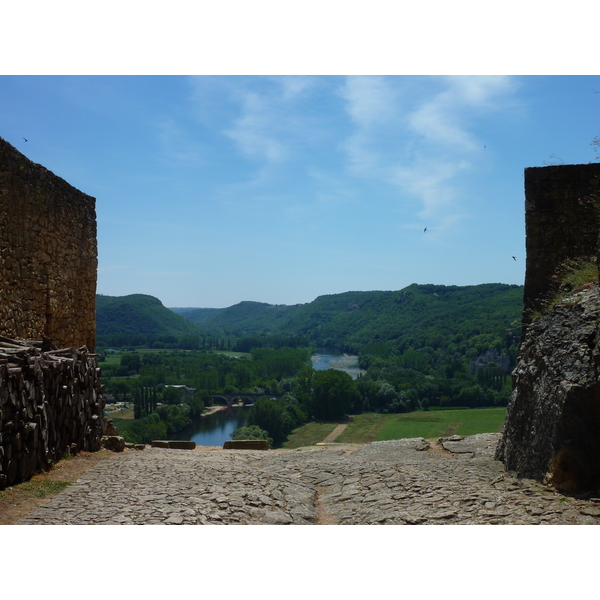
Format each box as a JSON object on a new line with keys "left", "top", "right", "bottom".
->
{"left": 284, "top": 407, "right": 507, "bottom": 447}
{"left": 282, "top": 421, "right": 340, "bottom": 449}
{"left": 105, "top": 405, "right": 135, "bottom": 419}
{"left": 373, "top": 407, "right": 506, "bottom": 441}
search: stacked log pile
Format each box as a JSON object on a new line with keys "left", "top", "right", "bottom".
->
{"left": 0, "top": 336, "right": 104, "bottom": 490}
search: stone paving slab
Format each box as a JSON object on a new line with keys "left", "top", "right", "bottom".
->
{"left": 18, "top": 435, "right": 600, "bottom": 525}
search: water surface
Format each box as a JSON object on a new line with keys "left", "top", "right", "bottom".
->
{"left": 170, "top": 406, "right": 250, "bottom": 446}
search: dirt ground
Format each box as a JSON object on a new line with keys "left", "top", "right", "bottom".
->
{"left": 424, "top": 437, "right": 454, "bottom": 457}
{"left": 0, "top": 451, "right": 115, "bottom": 525}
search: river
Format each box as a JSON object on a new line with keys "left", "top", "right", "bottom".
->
{"left": 311, "top": 347, "right": 364, "bottom": 379}
{"left": 169, "top": 349, "right": 363, "bottom": 446}
{"left": 169, "top": 406, "right": 252, "bottom": 447}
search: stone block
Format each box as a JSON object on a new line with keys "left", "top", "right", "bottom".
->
{"left": 151, "top": 440, "right": 195, "bottom": 449}
{"left": 168, "top": 441, "right": 196, "bottom": 450}
{"left": 102, "top": 435, "right": 125, "bottom": 452}
{"left": 151, "top": 440, "right": 170, "bottom": 448}
{"left": 223, "top": 440, "right": 269, "bottom": 450}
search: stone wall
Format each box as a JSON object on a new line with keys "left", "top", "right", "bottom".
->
{"left": 0, "top": 138, "right": 103, "bottom": 487}
{"left": 522, "top": 164, "right": 600, "bottom": 332}
{"left": 0, "top": 137, "right": 97, "bottom": 350}
{"left": 497, "top": 163, "right": 600, "bottom": 492}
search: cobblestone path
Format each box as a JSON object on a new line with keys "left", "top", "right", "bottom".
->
{"left": 18, "top": 434, "right": 600, "bottom": 525}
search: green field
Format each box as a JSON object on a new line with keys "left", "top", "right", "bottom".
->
{"left": 338, "top": 408, "right": 507, "bottom": 444}
{"left": 283, "top": 407, "right": 507, "bottom": 447}
{"left": 282, "top": 421, "right": 340, "bottom": 449}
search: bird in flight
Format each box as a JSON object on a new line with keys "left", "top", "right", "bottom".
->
{"left": 512, "top": 256, "right": 516, "bottom": 261}
{"left": 424, "top": 227, "right": 427, "bottom": 233}
{"left": 23, "top": 137, "right": 28, "bottom": 142}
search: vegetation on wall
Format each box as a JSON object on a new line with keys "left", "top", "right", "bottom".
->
{"left": 528, "top": 256, "right": 598, "bottom": 321}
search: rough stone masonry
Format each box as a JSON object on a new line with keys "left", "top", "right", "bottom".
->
{"left": 497, "top": 164, "right": 600, "bottom": 493}
{"left": 0, "top": 139, "right": 103, "bottom": 489}
{"left": 0, "top": 137, "right": 97, "bottom": 350}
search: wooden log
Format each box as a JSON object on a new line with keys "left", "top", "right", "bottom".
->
{"left": 0, "top": 336, "right": 28, "bottom": 347}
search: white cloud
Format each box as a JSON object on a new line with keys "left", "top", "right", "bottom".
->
{"left": 223, "top": 90, "right": 286, "bottom": 162}
{"left": 338, "top": 76, "right": 402, "bottom": 175}
{"left": 340, "top": 75, "right": 399, "bottom": 127}
{"left": 339, "top": 75, "right": 518, "bottom": 230}
{"left": 186, "top": 75, "right": 519, "bottom": 234}
{"left": 276, "top": 75, "right": 317, "bottom": 100}
{"left": 408, "top": 94, "right": 479, "bottom": 153}
{"left": 408, "top": 75, "right": 515, "bottom": 152}
{"left": 220, "top": 76, "right": 324, "bottom": 164}
{"left": 391, "top": 160, "right": 471, "bottom": 220}
{"left": 447, "top": 75, "right": 516, "bottom": 108}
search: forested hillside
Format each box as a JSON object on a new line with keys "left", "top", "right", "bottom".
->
{"left": 98, "top": 283, "right": 524, "bottom": 444}
{"left": 170, "top": 307, "right": 223, "bottom": 322}
{"left": 96, "top": 294, "right": 203, "bottom": 347}
{"left": 181, "top": 283, "right": 524, "bottom": 411}
{"left": 97, "top": 284, "right": 523, "bottom": 358}
{"left": 178, "top": 283, "right": 523, "bottom": 354}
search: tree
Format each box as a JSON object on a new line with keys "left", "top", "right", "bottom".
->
{"left": 246, "top": 396, "right": 288, "bottom": 446}
{"left": 120, "top": 353, "right": 142, "bottom": 373}
{"left": 108, "top": 379, "right": 132, "bottom": 401}
{"left": 230, "top": 425, "right": 272, "bottom": 447}
{"left": 162, "top": 386, "right": 181, "bottom": 405}
{"left": 133, "top": 386, "right": 143, "bottom": 419}
{"left": 312, "top": 369, "right": 358, "bottom": 421}
{"left": 187, "top": 390, "right": 209, "bottom": 419}
{"left": 157, "top": 404, "right": 190, "bottom": 433}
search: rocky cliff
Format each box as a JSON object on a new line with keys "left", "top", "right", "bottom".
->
{"left": 496, "top": 282, "right": 600, "bottom": 493}
{"left": 496, "top": 163, "right": 600, "bottom": 494}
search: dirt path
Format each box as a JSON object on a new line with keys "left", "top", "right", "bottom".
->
{"left": 424, "top": 438, "right": 454, "bottom": 457}
{"left": 319, "top": 416, "right": 353, "bottom": 444}
{"left": 0, "top": 451, "right": 114, "bottom": 525}
{"left": 320, "top": 423, "right": 350, "bottom": 443}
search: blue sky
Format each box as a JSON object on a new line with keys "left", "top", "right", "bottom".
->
{"left": 2, "top": 74, "right": 600, "bottom": 308}
{"left": 2, "top": 74, "right": 599, "bottom": 307}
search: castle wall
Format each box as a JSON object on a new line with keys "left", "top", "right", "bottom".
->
{"left": 522, "top": 164, "right": 600, "bottom": 330}
{"left": 0, "top": 137, "right": 97, "bottom": 350}
{"left": 0, "top": 138, "right": 103, "bottom": 487}
{"left": 497, "top": 163, "right": 600, "bottom": 491}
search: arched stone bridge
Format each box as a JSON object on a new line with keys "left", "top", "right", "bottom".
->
{"left": 210, "top": 393, "right": 281, "bottom": 407}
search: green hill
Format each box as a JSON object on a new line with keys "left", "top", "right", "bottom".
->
{"left": 169, "top": 307, "right": 224, "bottom": 322}
{"left": 182, "top": 283, "right": 523, "bottom": 355}
{"left": 294, "top": 284, "right": 523, "bottom": 352}
{"left": 96, "top": 294, "right": 202, "bottom": 342}
{"left": 96, "top": 283, "right": 523, "bottom": 362}
{"left": 96, "top": 283, "right": 524, "bottom": 410}
{"left": 190, "top": 301, "right": 299, "bottom": 333}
